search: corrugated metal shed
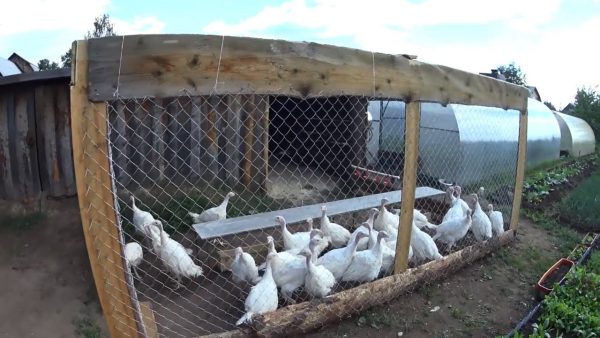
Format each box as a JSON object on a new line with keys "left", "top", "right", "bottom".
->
{"left": 0, "top": 57, "right": 22, "bottom": 76}
{"left": 553, "top": 111, "right": 596, "bottom": 157}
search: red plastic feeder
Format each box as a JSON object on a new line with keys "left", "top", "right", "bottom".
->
{"left": 535, "top": 258, "right": 574, "bottom": 296}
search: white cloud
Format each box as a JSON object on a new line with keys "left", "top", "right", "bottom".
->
{"left": 202, "top": 0, "right": 600, "bottom": 107}
{"left": 112, "top": 17, "right": 166, "bottom": 35}
{"left": 0, "top": 0, "right": 110, "bottom": 36}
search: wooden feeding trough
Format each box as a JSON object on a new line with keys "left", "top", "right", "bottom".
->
{"left": 69, "top": 34, "right": 530, "bottom": 337}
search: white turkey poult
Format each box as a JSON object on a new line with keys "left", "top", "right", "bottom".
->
{"left": 487, "top": 204, "right": 505, "bottom": 236}
{"left": 442, "top": 186, "right": 466, "bottom": 223}
{"left": 318, "top": 232, "right": 368, "bottom": 281}
{"left": 124, "top": 242, "right": 143, "bottom": 279}
{"left": 188, "top": 191, "right": 236, "bottom": 223}
{"left": 320, "top": 205, "right": 351, "bottom": 248}
{"left": 266, "top": 236, "right": 306, "bottom": 303}
{"left": 413, "top": 209, "right": 438, "bottom": 230}
{"left": 349, "top": 209, "right": 379, "bottom": 251}
{"left": 145, "top": 220, "right": 203, "bottom": 289}
{"left": 373, "top": 198, "right": 399, "bottom": 233}
{"left": 236, "top": 252, "right": 278, "bottom": 326}
{"left": 453, "top": 186, "right": 470, "bottom": 215}
{"left": 130, "top": 195, "right": 157, "bottom": 241}
{"left": 231, "top": 247, "right": 260, "bottom": 285}
{"left": 341, "top": 231, "right": 389, "bottom": 283}
{"left": 469, "top": 193, "right": 492, "bottom": 242}
{"left": 410, "top": 221, "right": 444, "bottom": 263}
{"left": 432, "top": 209, "right": 473, "bottom": 252}
{"left": 300, "top": 240, "right": 336, "bottom": 298}
{"left": 278, "top": 216, "right": 311, "bottom": 253}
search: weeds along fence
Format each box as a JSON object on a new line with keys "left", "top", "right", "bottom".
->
{"left": 70, "top": 34, "right": 529, "bottom": 338}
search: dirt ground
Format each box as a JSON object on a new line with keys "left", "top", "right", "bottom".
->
{"left": 0, "top": 198, "right": 108, "bottom": 338}
{"left": 0, "top": 198, "right": 575, "bottom": 338}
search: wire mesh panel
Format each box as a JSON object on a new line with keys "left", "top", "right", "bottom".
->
{"left": 79, "top": 90, "right": 524, "bottom": 337}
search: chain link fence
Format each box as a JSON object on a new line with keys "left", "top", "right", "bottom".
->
{"left": 77, "top": 91, "right": 520, "bottom": 337}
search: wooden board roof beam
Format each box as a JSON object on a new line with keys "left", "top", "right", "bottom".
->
{"left": 86, "top": 34, "right": 528, "bottom": 111}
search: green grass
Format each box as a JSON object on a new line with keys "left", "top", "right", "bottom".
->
{"left": 0, "top": 212, "right": 45, "bottom": 232}
{"left": 521, "top": 209, "right": 581, "bottom": 257}
{"left": 558, "top": 170, "right": 600, "bottom": 231}
{"left": 73, "top": 316, "right": 102, "bottom": 338}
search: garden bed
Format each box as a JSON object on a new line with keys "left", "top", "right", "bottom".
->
{"left": 509, "top": 234, "right": 600, "bottom": 337}
{"left": 522, "top": 153, "right": 598, "bottom": 210}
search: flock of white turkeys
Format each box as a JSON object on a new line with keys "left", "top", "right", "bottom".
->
{"left": 122, "top": 185, "right": 505, "bottom": 327}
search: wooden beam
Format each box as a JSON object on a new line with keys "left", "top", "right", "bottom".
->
{"left": 86, "top": 35, "right": 528, "bottom": 111}
{"left": 510, "top": 109, "right": 528, "bottom": 231}
{"left": 394, "top": 102, "right": 421, "bottom": 274}
{"left": 70, "top": 39, "right": 140, "bottom": 338}
{"left": 253, "top": 230, "right": 515, "bottom": 337}
{"left": 140, "top": 302, "right": 159, "bottom": 338}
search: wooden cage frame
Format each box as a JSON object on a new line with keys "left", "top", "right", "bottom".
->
{"left": 70, "top": 34, "right": 529, "bottom": 338}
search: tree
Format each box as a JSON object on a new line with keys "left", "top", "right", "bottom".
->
{"left": 61, "top": 49, "right": 72, "bottom": 68}
{"left": 60, "top": 14, "right": 117, "bottom": 68}
{"left": 572, "top": 87, "right": 600, "bottom": 136}
{"left": 543, "top": 101, "right": 556, "bottom": 111}
{"left": 497, "top": 62, "right": 527, "bottom": 86}
{"left": 86, "top": 14, "right": 116, "bottom": 39}
{"left": 37, "top": 59, "right": 59, "bottom": 71}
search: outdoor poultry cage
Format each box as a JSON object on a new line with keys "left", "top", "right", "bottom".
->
{"left": 70, "top": 34, "right": 529, "bottom": 337}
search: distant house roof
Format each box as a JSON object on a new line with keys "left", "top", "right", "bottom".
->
{"left": 562, "top": 103, "right": 575, "bottom": 114}
{"left": 0, "top": 57, "right": 21, "bottom": 76}
{"left": 8, "top": 53, "right": 37, "bottom": 73}
{"left": 526, "top": 86, "right": 541, "bottom": 101}
{"left": 479, "top": 69, "right": 507, "bottom": 81}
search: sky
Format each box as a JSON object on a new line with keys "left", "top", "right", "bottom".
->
{"left": 1, "top": 0, "right": 599, "bottom": 109}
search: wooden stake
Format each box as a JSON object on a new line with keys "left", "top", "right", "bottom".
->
{"left": 70, "top": 40, "right": 140, "bottom": 338}
{"left": 510, "top": 109, "right": 528, "bottom": 231}
{"left": 394, "top": 101, "right": 421, "bottom": 273}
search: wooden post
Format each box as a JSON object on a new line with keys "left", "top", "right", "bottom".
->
{"left": 510, "top": 109, "right": 528, "bottom": 231}
{"left": 394, "top": 101, "right": 421, "bottom": 274}
{"left": 70, "top": 40, "right": 140, "bottom": 338}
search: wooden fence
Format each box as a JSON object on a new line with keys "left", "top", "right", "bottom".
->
{"left": 0, "top": 69, "right": 75, "bottom": 201}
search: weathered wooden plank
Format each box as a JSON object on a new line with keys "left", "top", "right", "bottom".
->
{"left": 189, "top": 96, "right": 206, "bottom": 182}
{"left": 0, "top": 93, "right": 14, "bottom": 199}
{"left": 511, "top": 110, "right": 528, "bottom": 231}
{"left": 253, "top": 230, "right": 516, "bottom": 337}
{"left": 250, "top": 95, "right": 268, "bottom": 193}
{"left": 194, "top": 187, "right": 444, "bottom": 239}
{"left": 223, "top": 95, "right": 242, "bottom": 186}
{"left": 6, "top": 92, "right": 21, "bottom": 198}
{"left": 175, "top": 96, "right": 192, "bottom": 181}
{"left": 394, "top": 102, "right": 421, "bottom": 274}
{"left": 201, "top": 96, "right": 219, "bottom": 183}
{"left": 14, "top": 92, "right": 36, "bottom": 199}
{"left": 86, "top": 35, "right": 528, "bottom": 111}
{"left": 54, "top": 84, "right": 75, "bottom": 196}
{"left": 34, "top": 85, "right": 54, "bottom": 195}
{"left": 109, "top": 101, "right": 130, "bottom": 188}
{"left": 240, "top": 95, "right": 256, "bottom": 188}
{"left": 139, "top": 302, "right": 158, "bottom": 338}
{"left": 25, "top": 88, "right": 41, "bottom": 197}
{"left": 70, "top": 40, "right": 140, "bottom": 338}
{"left": 151, "top": 99, "right": 166, "bottom": 183}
